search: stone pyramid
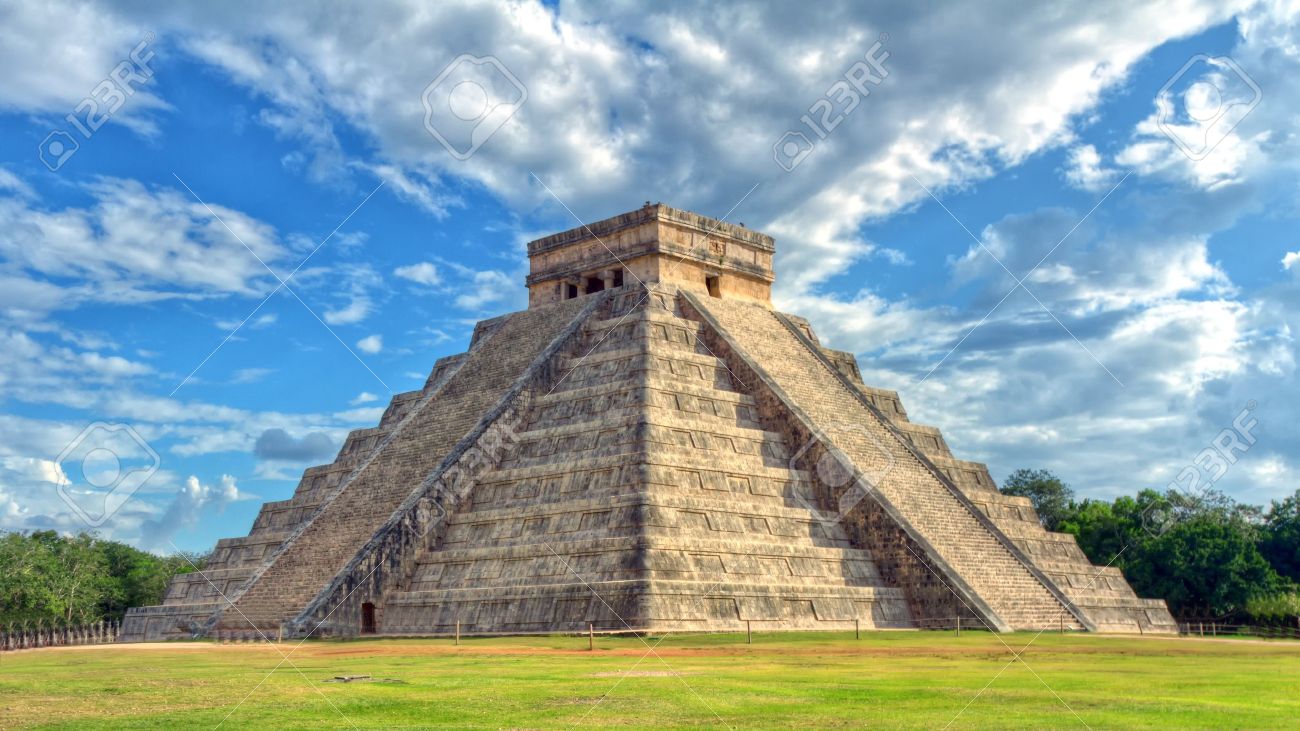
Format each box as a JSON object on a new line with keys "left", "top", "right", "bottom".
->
{"left": 121, "top": 204, "right": 1176, "bottom": 641}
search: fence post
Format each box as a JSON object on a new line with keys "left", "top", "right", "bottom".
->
{"left": 746, "top": 620, "right": 752, "bottom": 645}
{"left": 588, "top": 623, "right": 594, "bottom": 651}
{"left": 455, "top": 621, "right": 460, "bottom": 646}
{"left": 855, "top": 618, "right": 860, "bottom": 640}
{"left": 956, "top": 616, "right": 961, "bottom": 638}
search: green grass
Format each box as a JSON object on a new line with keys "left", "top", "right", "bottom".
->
{"left": 1, "top": 632, "right": 1297, "bottom": 729}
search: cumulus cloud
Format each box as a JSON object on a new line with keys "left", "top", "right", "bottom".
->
{"left": 350, "top": 391, "right": 379, "bottom": 405}
{"left": 2, "top": 456, "right": 67, "bottom": 485}
{"left": 252, "top": 428, "right": 337, "bottom": 462}
{"left": 1063, "top": 145, "right": 1120, "bottom": 191}
{"left": 394, "top": 262, "right": 442, "bottom": 287}
{"left": 0, "top": 177, "right": 290, "bottom": 314}
{"left": 323, "top": 297, "right": 372, "bottom": 325}
{"left": 0, "top": 0, "right": 1245, "bottom": 299}
{"left": 138, "top": 474, "right": 242, "bottom": 550}
{"left": 0, "top": 4, "right": 168, "bottom": 132}
{"left": 356, "top": 334, "right": 383, "bottom": 354}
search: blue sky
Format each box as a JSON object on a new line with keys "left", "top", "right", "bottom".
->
{"left": 1, "top": 1, "right": 1298, "bottom": 553}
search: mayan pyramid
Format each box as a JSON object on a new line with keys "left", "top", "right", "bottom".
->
{"left": 121, "top": 203, "right": 1176, "bottom": 641}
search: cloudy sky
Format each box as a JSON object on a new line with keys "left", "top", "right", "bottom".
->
{"left": 1, "top": 0, "right": 1297, "bottom": 553}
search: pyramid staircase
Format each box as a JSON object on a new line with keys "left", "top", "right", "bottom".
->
{"left": 683, "top": 293, "right": 1174, "bottom": 633}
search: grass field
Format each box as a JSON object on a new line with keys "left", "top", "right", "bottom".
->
{"left": 1, "top": 631, "right": 1298, "bottom": 729}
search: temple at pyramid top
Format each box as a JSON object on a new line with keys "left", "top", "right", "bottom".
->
{"left": 526, "top": 202, "right": 775, "bottom": 307}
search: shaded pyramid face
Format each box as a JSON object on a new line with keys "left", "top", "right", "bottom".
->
{"left": 121, "top": 205, "right": 1176, "bottom": 641}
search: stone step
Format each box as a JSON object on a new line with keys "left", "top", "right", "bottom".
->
{"left": 449, "top": 488, "right": 847, "bottom": 527}
{"left": 535, "top": 371, "right": 759, "bottom": 408}
{"left": 440, "top": 508, "right": 853, "bottom": 552}
{"left": 552, "top": 345, "right": 741, "bottom": 393}
{"left": 477, "top": 449, "right": 812, "bottom": 487}
{"left": 380, "top": 578, "right": 914, "bottom": 634}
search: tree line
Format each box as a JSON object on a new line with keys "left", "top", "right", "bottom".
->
{"left": 1001, "top": 469, "right": 1300, "bottom": 621}
{"left": 0, "top": 531, "right": 204, "bottom": 625}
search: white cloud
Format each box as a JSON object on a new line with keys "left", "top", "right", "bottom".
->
{"left": 350, "top": 391, "right": 379, "bottom": 405}
{"left": 215, "top": 312, "right": 277, "bottom": 331}
{"left": 453, "top": 268, "right": 520, "bottom": 311}
{"left": 1063, "top": 144, "right": 1119, "bottom": 191}
{"left": 356, "top": 334, "right": 382, "bottom": 354}
{"left": 2, "top": 457, "right": 67, "bottom": 485}
{"left": 364, "top": 164, "right": 458, "bottom": 218}
{"left": 0, "top": 5, "right": 167, "bottom": 133}
{"left": 180, "top": 34, "right": 345, "bottom": 182}
{"left": 0, "top": 177, "right": 290, "bottom": 318}
{"left": 394, "top": 261, "right": 443, "bottom": 287}
{"left": 0, "top": 0, "right": 1243, "bottom": 303}
{"left": 1283, "top": 250, "right": 1300, "bottom": 270}
{"left": 332, "top": 406, "right": 386, "bottom": 423}
{"left": 138, "top": 474, "right": 243, "bottom": 550}
{"left": 1114, "top": 121, "right": 1261, "bottom": 190}
{"left": 0, "top": 166, "right": 34, "bottom": 198}
{"left": 319, "top": 264, "right": 381, "bottom": 325}
{"left": 874, "top": 248, "right": 913, "bottom": 266}
{"left": 323, "top": 297, "right": 372, "bottom": 325}
{"left": 230, "top": 367, "right": 274, "bottom": 384}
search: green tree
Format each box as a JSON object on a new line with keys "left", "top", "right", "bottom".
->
{"left": 1260, "top": 490, "right": 1300, "bottom": 583}
{"left": 1057, "top": 488, "right": 1285, "bottom": 617}
{"left": 1057, "top": 496, "right": 1133, "bottom": 564}
{"left": 1000, "top": 469, "right": 1075, "bottom": 531}
{"left": 0, "top": 531, "right": 208, "bottom": 625}
{"left": 0, "top": 531, "right": 111, "bottom": 623}
{"left": 1129, "top": 514, "right": 1284, "bottom": 617}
